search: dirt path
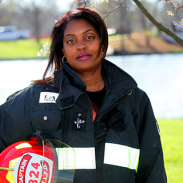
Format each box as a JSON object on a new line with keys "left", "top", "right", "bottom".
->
{"left": 109, "top": 32, "right": 183, "bottom": 55}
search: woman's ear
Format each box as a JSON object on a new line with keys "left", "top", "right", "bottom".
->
{"left": 101, "top": 45, "right": 105, "bottom": 53}
{"left": 101, "top": 45, "right": 105, "bottom": 57}
{"left": 62, "top": 48, "right": 66, "bottom": 57}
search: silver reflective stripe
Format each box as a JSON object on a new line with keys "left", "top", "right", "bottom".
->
{"left": 74, "top": 147, "right": 96, "bottom": 169}
{"left": 104, "top": 143, "right": 140, "bottom": 170}
{"left": 57, "top": 147, "right": 96, "bottom": 170}
{"left": 56, "top": 147, "right": 75, "bottom": 170}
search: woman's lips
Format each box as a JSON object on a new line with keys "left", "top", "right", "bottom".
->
{"left": 77, "top": 53, "right": 91, "bottom": 60}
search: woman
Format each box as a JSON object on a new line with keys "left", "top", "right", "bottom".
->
{"left": 0, "top": 4, "right": 167, "bottom": 183}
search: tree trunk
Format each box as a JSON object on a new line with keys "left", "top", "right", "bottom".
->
{"left": 34, "top": 7, "right": 40, "bottom": 43}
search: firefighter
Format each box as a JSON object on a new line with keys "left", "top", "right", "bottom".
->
{"left": 0, "top": 1, "right": 167, "bottom": 183}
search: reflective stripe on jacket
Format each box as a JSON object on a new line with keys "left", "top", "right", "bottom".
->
{"left": 0, "top": 59, "right": 167, "bottom": 183}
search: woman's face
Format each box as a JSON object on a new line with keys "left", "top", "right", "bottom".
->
{"left": 62, "top": 19, "right": 102, "bottom": 74}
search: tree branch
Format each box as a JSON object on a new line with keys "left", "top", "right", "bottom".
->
{"left": 102, "top": 4, "right": 121, "bottom": 19}
{"left": 133, "top": 0, "right": 183, "bottom": 46}
{"left": 99, "top": 0, "right": 132, "bottom": 19}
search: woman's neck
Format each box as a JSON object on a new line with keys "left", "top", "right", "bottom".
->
{"left": 78, "top": 67, "right": 105, "bottom": 92}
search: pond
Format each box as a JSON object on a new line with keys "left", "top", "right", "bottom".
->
{"left": 1, "top": 53, "right": 183, "bottom": 118}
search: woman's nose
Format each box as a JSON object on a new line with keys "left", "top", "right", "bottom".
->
{"left": 76, "top": 41, "right": 87, "bottom": 50}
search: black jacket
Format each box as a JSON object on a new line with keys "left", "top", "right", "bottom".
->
{"left": 0, "top": 59, "right": 167, "bottom": 183}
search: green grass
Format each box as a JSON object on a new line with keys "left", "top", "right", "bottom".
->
{"left": 158, "top": 118, "right": 183, "bottom": 183}
{"left": 165, "top": 50, "right": 183, "bottom": 54}
{"left": 1, "top": 35, "right": 182, "bottom": 59}
{"left": 0, "top": 39, "right": 50, "bottom": 59}
{"left": 0, "top": 35, "right": 130, "bottom": 59}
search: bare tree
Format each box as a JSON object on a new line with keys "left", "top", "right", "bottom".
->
{"left": 10, "top": 0, "right": 60, "bottom": 43}
{"left": 0, "top": 1, "right": 21, "bottom": 27}
{"left": 1, "top": 0, "right": 183, "bottom": 46}
{"left": 93, "top": 0, "right": 183, "bottom": 46}
{"left": 128, "top": 0, "right": 183, "bottom": 45}
{"left": 133, "top": 0, "right": 183, "bottom": 45}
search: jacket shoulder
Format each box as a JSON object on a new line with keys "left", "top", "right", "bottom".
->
{"left": 5, "top": 83, "right": 44, "bottom": 103}
{"left": 133, "top": 87, "right": 152, "bottom": 106}
{"left": 5, "top": 84, "right": 33, "bottom": 102}
{"left": 102, "top": 59, "right": 137, "bottom": 86}
{"left": 128, "top": 87, "right": 154, "bottom": 125}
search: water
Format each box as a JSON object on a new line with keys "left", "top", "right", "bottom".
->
{"left": 0, "top": 54, "right": 183, "bottom": 118}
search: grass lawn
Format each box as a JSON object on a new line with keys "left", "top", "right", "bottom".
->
{"left": 0, "top": 38, "right": 50, "bottom": 59}
{"left": 1, "top": 34, "right": 183, "bottom": 59}
{"left": 158, "top": 118, "right": 183, "bottom": 183}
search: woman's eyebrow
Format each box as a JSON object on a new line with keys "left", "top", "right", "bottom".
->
{"left": 65, "top": 33, "right": 75, "bottom": 38}
{"left": 83, "top": 29, "right": 95, "bottom": 34}
{"left": 65, "top": 29, "right": 95, "bottom": 37}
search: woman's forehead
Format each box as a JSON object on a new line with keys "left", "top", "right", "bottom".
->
{"left": 64, "top": 19, "right": 97, "bottom": 36}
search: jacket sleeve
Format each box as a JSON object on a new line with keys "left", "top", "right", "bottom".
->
{"left": 134, "top": 89, "right": 167, "bottom": 183}
{"left": 0, "top": 85, "right": 34, "bottom": 152}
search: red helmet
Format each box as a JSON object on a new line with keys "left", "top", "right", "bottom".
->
{"left": 0, "top": 137, "right": 55, "bottom": 183}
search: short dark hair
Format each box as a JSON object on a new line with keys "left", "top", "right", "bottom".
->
{"left": 41, "top": 8, "right": 108, "bottom": 84}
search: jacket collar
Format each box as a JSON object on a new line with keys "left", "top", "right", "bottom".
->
{"left": 53, "top": 59, "right": 137, "bottom": 110}
{"left": 102, "top": 59, "right": 137, "bottom": 99}
{"left": 54, "top": 62, "right": 86, "bottom": 92}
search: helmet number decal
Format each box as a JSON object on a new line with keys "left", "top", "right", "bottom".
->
{"left": 29, "top": 163, "right": 40, "bottom": 183}
{"left": 31, "top": 163, "right": 40, "bottom": 170}
{"left": 11, "top": 153, "right": 53, "bottom": 183}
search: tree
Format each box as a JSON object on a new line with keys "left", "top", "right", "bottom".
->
{"left": 0, "top": 0, "right": 61, "bottom": 43}
{"left": 0, "top": 0, "right": 20, "bottom": 26}
{"left": 16, "top": 0, "right": 60, "bottom": 42}
{"left": 95, "top": 0, "right": 183, "bottom": 46}
{"left": 1, "top": 0, "right": 183, "bottom": 46}
{"left": 133, "top": 0, "right": 183, "bottom": 45}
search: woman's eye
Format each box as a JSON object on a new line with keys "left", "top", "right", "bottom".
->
{"left": 86, "top": 36, "right": 94, "bottom": 40}
{"left": 67, "top": 39, "right": 75, "bottom": 44}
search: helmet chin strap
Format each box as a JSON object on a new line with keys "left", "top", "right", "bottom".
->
{"left": 38, "top": 139, "right": 45, "bottom": 182}
{"left": 0, "top": 167, "right": 14, "bottom": 171}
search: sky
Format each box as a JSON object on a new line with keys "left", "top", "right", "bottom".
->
{"left": 20, "top": 0, "right": 158, "bottom": 11}
{"left": 58, "top": 0, "right": 74, "bottom": 10}
{"left": 58, "top": 0, "right": 157, "bottom": 11}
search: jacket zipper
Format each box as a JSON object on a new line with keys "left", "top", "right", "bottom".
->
{"left": 94, "top": 101, "right": 118, "bottom": 124}
{"left": 83, "top": 93, "right": 97, "bottom": 121}
{"left": 94, "top": 87, "right": 136, "bottom": 124}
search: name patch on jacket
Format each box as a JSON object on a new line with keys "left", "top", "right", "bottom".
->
{"left": 39, "top": 92, "right": 59, "bottom": 103}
